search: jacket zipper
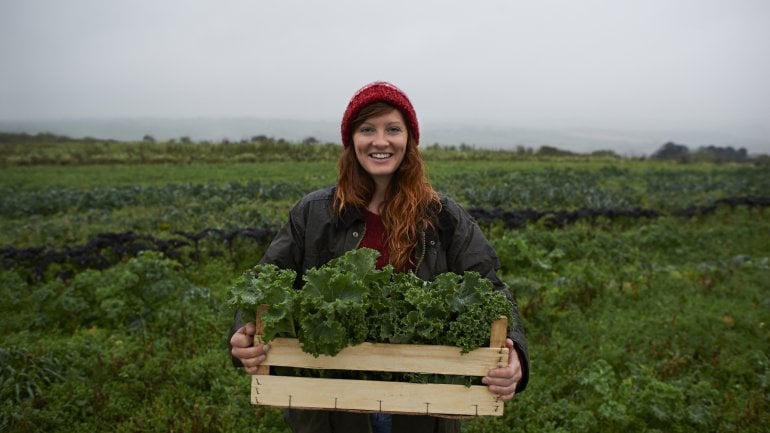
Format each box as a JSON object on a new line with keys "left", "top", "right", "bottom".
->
{"left": 354, "top": 223, "right": 366, "bottom": 249}
{"left": 413, "top": 230, "right": 427, "bottom": 271}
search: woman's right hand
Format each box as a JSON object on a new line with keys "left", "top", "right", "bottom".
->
{"left": 230, "top": 322, "right": 270, "bottom": 374}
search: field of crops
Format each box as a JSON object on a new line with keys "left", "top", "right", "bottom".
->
{"left": 1, "top": 140, "right": 769, "bottom": 432}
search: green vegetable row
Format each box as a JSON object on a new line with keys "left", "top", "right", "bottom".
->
{"left": 5, "top": 165, "right": 769, "bottom": 218}
{"left": 0, "top": 182, "right": 306, "bottom": 218}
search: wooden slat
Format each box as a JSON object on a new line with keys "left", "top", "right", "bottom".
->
{"left": 254, "top": 304, "right": 270, "bottom": 375}
{"left": 489, "top": 316, "right": 508, "bottom": 349}
{"left": 263, "top": 338, "right": 508, "bottom": 377}
{"left": 252, "top": 375, "right": 504, "bottom": 417}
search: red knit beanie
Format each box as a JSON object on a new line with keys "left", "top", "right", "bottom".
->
{"left": 340, "top": 81, "right": 419, "bottom": 148}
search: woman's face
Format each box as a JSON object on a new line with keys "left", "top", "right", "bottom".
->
{"left": 352, "top": 109, "right": 408, "bottom": 185}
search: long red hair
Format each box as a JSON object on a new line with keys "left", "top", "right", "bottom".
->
{"left": 335, "top": 102, "right": 441, "bottom": 271}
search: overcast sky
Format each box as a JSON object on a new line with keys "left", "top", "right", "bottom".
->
{"left": 1, "top": 0, "right": 769, "bottom": 149}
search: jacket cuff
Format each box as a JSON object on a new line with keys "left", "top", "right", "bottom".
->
{"left": 509, "top": 334, "right": 530, "bottom": 393}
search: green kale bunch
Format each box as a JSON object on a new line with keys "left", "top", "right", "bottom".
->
{"left": 227, "top": 263, "right": 297, "bottom": 342}
{"left": 228, "top": 248, "right": 513, "bottom": 356}
{"left": 296, "top": 248, "right": 392, "bottom": 357}
{"left": 368, "top": 266, "right": 513, "bottom": 353}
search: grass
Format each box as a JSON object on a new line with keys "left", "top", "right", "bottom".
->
{"left": 0, "top": 161, "right": 338, "bottom": 190}
{"left": 0, "top": 143, "right": 768, "bottom": 432}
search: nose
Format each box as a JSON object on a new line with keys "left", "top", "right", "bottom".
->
{"left": 372, "top": 129, "right": 388, "bottom": 146}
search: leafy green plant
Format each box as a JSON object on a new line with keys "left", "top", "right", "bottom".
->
{"left": 228, "top": 262, "right": 298, "bottom": 342}
{"left": 297, "top": 248, "right": 391, "bottom": 356}
{"left": 228, "top": 248, "right": 513, "bottom": 356}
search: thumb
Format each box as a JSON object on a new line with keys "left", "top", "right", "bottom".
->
{"left": 506, "top": 338, "right": 515, "bottom": 363}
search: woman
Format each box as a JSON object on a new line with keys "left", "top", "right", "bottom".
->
{"left": 230, "top": 81, "right": 529, "bottom": 433}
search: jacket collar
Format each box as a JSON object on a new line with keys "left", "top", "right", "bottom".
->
{"left": 334, "top": 192, "right": 449, "bottom": 240}
{"left": 336, "top": 205, "right": 365, "bottom": 229}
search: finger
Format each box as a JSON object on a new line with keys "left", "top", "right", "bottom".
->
{"left": 506, "top": 338, "right": 521, "bottom": 368}
{"left": 485, "top": 367, "right": 513, "bottom": 378}
{"left": 482, "top": 375, "right": 511, "bottom": 386}
{"left": 232, "top": 343, "right": 270, "bottom": 359}
{"left": 487, "top": 382, "right": 517, "bottom": 399}
{"left": 498, "top": 390, "right": 516, "bottom": 401}
{"left": 239, "top": 354, "right": 267, "bottom": 368}
{"left": 489, "top": 380, "right": 517, "bottom": 393}
{"left": 489, "top": 388, "right": 515, "bottom": 401}
{"left": 232, "top": 348, "right": 267, "bottom": 368}
{"left": 230, "top": 331, "right": 253, "bottom": 348}
{"left": 244, "top": 365, "right": 262, "bottom": 375}
{"left": 482, "top": 376, "right": 517, "bottom": 395}
{"left": 486, "top": 361, "right": 522, "bottom": 382}
{"left": 486, "top": 341, "right": 520, "bottom": 376}
{"left": 244, "top": 322, "right": 256, "bottom": 335}
{"left": 231, "top": 345, "right": 257, "bottom": 359}
{"left": 485, "top": 364, "right": 520, "bottom": 382}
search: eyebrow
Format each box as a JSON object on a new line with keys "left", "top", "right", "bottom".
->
{"left": 360, "top": 120, "right": 405, "bottom": 127}
{"left": 359, "top": 121, "right": 406, "bottom": 128}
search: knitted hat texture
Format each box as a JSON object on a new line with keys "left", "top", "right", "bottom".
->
{"left": 340, "top": 81, "right": 419, "bottom": 148}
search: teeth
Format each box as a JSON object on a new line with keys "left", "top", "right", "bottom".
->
{"left": 371, "top": 153, "right": 391, "bottom": 159}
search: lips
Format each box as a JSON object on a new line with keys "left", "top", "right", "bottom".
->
{"left": 370, "top": 153, "right": 392, "bottom": 159}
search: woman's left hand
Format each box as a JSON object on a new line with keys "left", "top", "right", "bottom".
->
{"left": 482, "top": 338, "right": 522, "bottom": 401}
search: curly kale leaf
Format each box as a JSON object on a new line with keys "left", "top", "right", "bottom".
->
{"left": 448, "top": 289, "right": 513, "bottom": 353}
{"left": 368, "top": 270, "right": 462, "bottom": 345}
{"left": 227, "top": 263, "right": 297, "bottom": 342}
{"left": 369, "top": 269, "right": 511, "bottom": 350}
{"left": 297, "top": 248, "right": 390, "bottom": 356}
{"left": 400, "top": 277, "right": 451, "bottom": 343}
{"left": 450, "top": 271, "right": 486, "bottom": 314}
{"left": 366, "top": 267, "right": 411, "bottom": 343}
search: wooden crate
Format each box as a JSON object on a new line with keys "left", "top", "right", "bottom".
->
{"left": 251, "top": 307, "right": 509, "bottom": 417}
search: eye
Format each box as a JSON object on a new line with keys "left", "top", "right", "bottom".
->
{"left": 358, "top": 126, "right": 375, "bottom": 134}
{"left": 387, "top": 126, "right": 403, "bottom": 134}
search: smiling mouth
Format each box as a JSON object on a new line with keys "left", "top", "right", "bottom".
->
{"left": 370, "top": 153, "right": 392, "bottom": 159}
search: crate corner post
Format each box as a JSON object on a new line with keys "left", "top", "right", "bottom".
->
{"left": 251, "top": 304, "right": 270, "bottom": 406}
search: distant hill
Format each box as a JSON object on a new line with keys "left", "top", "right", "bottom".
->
{"left": 1, "top": 117, "right": 767, "bottom": 157}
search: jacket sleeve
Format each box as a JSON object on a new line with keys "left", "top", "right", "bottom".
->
{"left": 443, "top": 198, "right": 530, "bottom": 393}
{"left": 229, "top": 309, "right": 246, "bottom": 367}
{"left": 228, "top": 199, "right": 308, "bottom": 367}
{"left": 258, "top": 206, "right": 306, "bottom": 288}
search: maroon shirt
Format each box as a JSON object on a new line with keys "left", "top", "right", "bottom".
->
{"left": 359, "top": 209, "right": 390, "bottom": 269}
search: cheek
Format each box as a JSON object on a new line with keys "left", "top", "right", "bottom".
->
{"left": 397, "top": 141, "right": 408, "bottom": 157}
{"left": 352, "top": 144, "right": 365, "bottom": 160}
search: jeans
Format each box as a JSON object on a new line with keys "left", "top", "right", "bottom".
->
{"left": 284, "top": 409, "right": 460, "bottom": 433}
{"left": 370, "top": 413, "right": 392, "bottom": 433}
